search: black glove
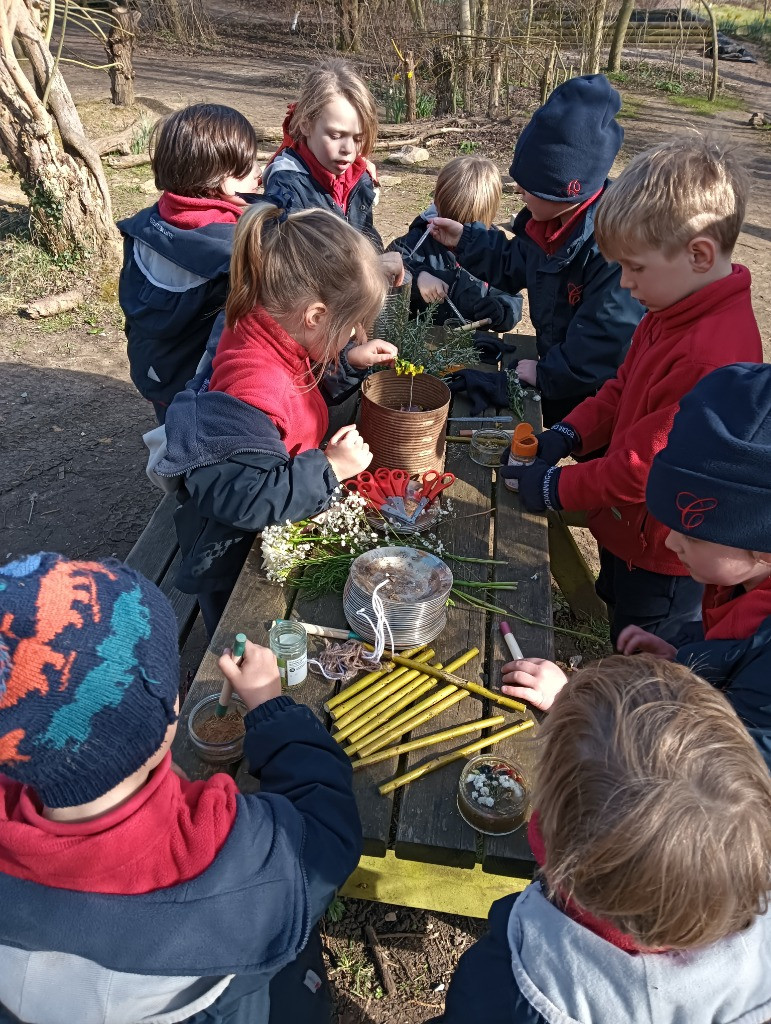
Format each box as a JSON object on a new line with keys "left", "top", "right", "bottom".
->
{"left": 535, "top": 422, "right": 580, "bottom": 466}
{"left": 502, "top": 460, "right": 562, "bottom": 513}
{"left": 447, "top": 370, "right": 509, "bottom": 417}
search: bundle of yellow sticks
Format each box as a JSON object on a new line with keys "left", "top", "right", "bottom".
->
{"left": 324, "top": 644, "right": 534, "bottom": 795}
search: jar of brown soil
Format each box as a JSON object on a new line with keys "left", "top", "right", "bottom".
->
{"left": 188, "top": 694, "right": 247, "bottom": 766}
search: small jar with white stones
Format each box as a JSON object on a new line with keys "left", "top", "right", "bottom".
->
{"left": 457, "top": 755, "right": 529, "bottom": 835}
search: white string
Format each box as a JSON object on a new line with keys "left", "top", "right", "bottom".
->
{"left": 308, "top": 579, "right": 393, "bottom": 680}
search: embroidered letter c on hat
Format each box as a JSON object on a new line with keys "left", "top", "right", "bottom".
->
{"left": 676, "top": 492, "right": 718, "bottom": 531}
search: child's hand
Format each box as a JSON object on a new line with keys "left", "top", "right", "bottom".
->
{"left": 218, "top": 640, "right": 282, "bottom": 712}
{"left": 501, "top": 658, "right": 568, "bottom": 711}
{"left": 380, "top": 252, "right": 405, "bottom": 286}
{"left": 515, "top": 359, "right": 538, "bottom": 387}
{"left": 616, "top": 626, "right": 677, "bottom": 659}
{"left": 417, "top": 272, "right": 449, "bottom": 304}
{"left": 325, "top": 424, "right": 373, "bottom": 480}
{"left": 347, "top": 339, "right": 398, "bottom": 369}
{"left": 428, "top": 217, "right": 463, "bottom": 250}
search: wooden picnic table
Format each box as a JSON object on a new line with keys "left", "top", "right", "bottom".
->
{"left": 171, "top": 349, "right": 553, "bottom": 920}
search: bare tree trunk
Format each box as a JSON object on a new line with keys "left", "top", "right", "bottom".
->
{"left": 585, "top": 0, "right": 609, "bottom": 75}
{"left": 404, "top": 50, "right": 417, "bottom": 123}
{"left": 405, "top": 0, "right": 426, "bottom": 33}
{"left": 488, "top": 49, "right": 501, "bottom": 116}
{"left": 701, "top": 0, "right": 719, "bottom": 101}
{"left": 607, "top": 0, "right": 634, "bottom": 72}
{"left": 105, "top": 4, "right": 140, "bottom": 106}
{"left": 0, "top": 0, "right": 118, "bottom": 257}
{"left": 432, "top": 47, "right": 454, "bottom": 115}
{"left": 340, "top": 0, "right": 360, "bottom": 50}
{"left": 540, "top": 41, "right": 557, "bottom": 103}
{"left": 459, "top": 0, "right": 472, "bottom": 111}
{"left": 140, "top": 0, "right": 213, "bottom": 45}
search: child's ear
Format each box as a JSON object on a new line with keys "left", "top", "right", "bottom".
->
{"left": 688, "top": 236, "right": 717, "bottom": 273}
{"left": 303, "top": 301, "right": 328, "bottom": 330}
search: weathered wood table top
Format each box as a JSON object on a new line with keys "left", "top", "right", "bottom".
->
{"left": 172, "top": 354, "right": 553, "bottom": 917}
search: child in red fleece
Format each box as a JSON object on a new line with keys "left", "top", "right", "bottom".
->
{"left": 118, "top": 104, "right": 261, "bottom": 423}
{"left": 262, "top": 58, "right": 403, "bottom": 283}
{"left": 504, "top": 135, "right": 761, "bottom": 643}
{"left": 151, "top": 202, "right": 396, "bottom": 637}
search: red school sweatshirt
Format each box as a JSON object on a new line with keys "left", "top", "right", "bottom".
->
{"left": 208, "top": 307, "right": 329, "bottom": 456}
{"left": 557, "top": 266, "right": 761, "bottom": 574}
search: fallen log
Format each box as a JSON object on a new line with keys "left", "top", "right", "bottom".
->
{"left": 93, "top": 122, "right": 139, "bottom": 156}
{"left": 374, "top": 126, "right": 464, "bottom": 151}
{"left": 20, "top": 290, "right": 84, "bottom": 320}
{"left": 105, "top": 153, "right": 151, "bottom": 168}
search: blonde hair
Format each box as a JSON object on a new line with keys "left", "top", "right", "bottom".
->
{"left": 226, "top": 203, "right": 387, "bottom": 369}
{"left": 595, "top": 134, "right": 749, "bottom": 259}
{"left": 535, "top": 654, "right": 771, "bottom": 950}
{"left": 288, "top": 58, "right": 378, "bottom": 158}
{"left": 433, "top": 156, "right": 502, "bottom": 227}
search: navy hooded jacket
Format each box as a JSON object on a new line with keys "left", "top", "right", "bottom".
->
{"left": 390, "top": 208, "right": 523, "bottom": 331}
{"left": 150, "top": 351, "right": 365, "bottom": 596}
{"left": 118, "top": 205, "right": 235, "bottom": 409}
{"left": 0, "top": 696, "right": 362, "bottom": 1024}
{"left": 262, "top": 148, "right": 382, "bottom": 249}
{"left": 455, "top": 189, "right": 645, "bottom": 405}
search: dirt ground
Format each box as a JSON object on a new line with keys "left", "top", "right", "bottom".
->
{"left": 1, "top": 8, "right": 770, "bottom": 1021}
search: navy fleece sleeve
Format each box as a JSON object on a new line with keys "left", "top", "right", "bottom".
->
{"left": 184, "top": 450, "right": 338, "bottom": 532}
{"left": 455, "top": 222, "right": 529, "bottom": 294}
{"left": 244, "top": 697, "right": 362, "bottom": 923}
{"left": 321, "top": 341, "right": 368, "bottom": 404}
{"left": 535, "top": 255, "right": 642, "bottom": 400}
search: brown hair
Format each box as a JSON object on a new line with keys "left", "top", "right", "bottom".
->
{"left": 434, "top": 156, "right": 502, "bottom": 226}
{"left": 535, "top": 654, "right": 771, "bottom": 950}
{"left": 226, "top": 203, "right": 387, "bottom": 369}
{"left": 151, "top": 104, "right": 259, "bottom": 197}
{"left": 288, "top": 58, "right": 378, "bottom": 158}
{"left": 595, "top": 134, "right": 749, "bottom": 258}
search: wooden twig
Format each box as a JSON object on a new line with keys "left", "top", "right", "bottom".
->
{"left": 364, "top": 926, "right": 397, "bottom": 997}
{"left": 374, "top": 126, "right": 464, "bottom": 151}
{"left": 105, "top": 153, "right": 150, "bottom": 168}
{"left": 20, "top": 290, "right": 83, "bottom": 320}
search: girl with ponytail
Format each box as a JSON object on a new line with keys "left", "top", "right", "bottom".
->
{"left": 152, "top": 201, "right": 395, "bottom": 636}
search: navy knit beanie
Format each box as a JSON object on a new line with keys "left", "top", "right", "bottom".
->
{"left": 0, "top": 553, "right": 179, "bottom": 807}
{"left": 647, "top": 364, "right": 771, "bottom": 551}
{"left": 509, "top": 74, "right": 623, "bottom": 202}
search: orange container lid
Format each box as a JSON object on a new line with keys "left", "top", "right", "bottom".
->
{"left": 510, "top": 422, "right": 536, "bottom": 457}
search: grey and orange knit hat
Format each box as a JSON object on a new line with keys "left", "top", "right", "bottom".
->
{"left": 0, "top": 552, "right": 179, "bottom": 807}
{"left": 647, "top": 363, "right": 771, "bottom": 551}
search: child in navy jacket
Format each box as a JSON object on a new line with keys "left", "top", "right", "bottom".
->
{"left": 150, "top": 202, "right": 395, "bottom": 637}
{"left": 389, "top": 156, "right": 522, "bottom": 332}
{"left": 0, "top": 553, "right": 362, "bottom": 1024}
{"left": 433, "top": 655, "right": 771, "bottom": 1024}
{"left": 505, "top": 135, "right": 761, "bottom": 643}
{"left": 262, "top": 59, "right": 403, "bottom": 283}
{"left": 431, "top": 75, "right": 644, "bottom": 426}
{"left": 118, "top": 104, "right": 261, "bottom": 423}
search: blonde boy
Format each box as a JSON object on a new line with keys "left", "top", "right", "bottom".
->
{"left": 432, "top": 655, "right": 771, "bottom": 1023}
{"left": 390, "top": 156, "right": 522, "bottom": 331}
{"left": 503, "top": 135, "right": 761, "bottom": 643}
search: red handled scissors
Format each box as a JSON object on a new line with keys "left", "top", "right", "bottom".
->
{"left": 346, "top": 474, "right": 389, "bottom": 509}
{"left": 373, "top": 468, "right": 410, "bottom": 499}
{"left": 418, "top": 470, "right": 455, "bottom": 504}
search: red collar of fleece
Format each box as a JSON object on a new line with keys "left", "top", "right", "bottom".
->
{"left": 527, "top": 812, "right": 665, "bottom": 954}
{"left": 524, "top": 188, "right": 602, "bottom": 255}
{"left": 157, "top": 191, "right": 244, "bottom": 229}
{"left": 0, "top": 753, "right": 237, "bottom": 894}
{"left": 702, "top": 575, "right": 771, "bottom": 641}
{"left": 263, "top": 103, "right": 368, "bottom": 213}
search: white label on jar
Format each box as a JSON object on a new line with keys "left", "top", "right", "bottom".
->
{"left": 276, "top": 651, "right": 307, "bottom": 684}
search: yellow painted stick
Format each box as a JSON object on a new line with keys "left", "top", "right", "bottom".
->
{"left": 331, "top": 650, "right": 437, "bottom": 726}
{"left": 378, "top": 719, "right": 535, "bottom": 795}
{"left": 329, "top": 649, "right": 435, "bottom": 718}
{"left": 347, "top": 689, "right": 469, "bottom": 758}
{"left": 353, "top": 715, "right": 506, "bottom": 769}
{"left": 333, "top": 663, "right": 441, "bottom": 741}
{"left": 362, "top": 645, "right": 526, "bottom": 713}
{"left": 343, "top": 649, "right": 479, "bottom": 746}
{"left": 324, "top": 644, "right": 425, "bottom": 711}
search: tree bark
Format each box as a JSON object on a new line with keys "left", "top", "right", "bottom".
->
{"left": 459, "top": 0, "right": 473, "bottom": 111}
{"left": 105, "top": 4, "right": 140, "bottom": 106}
{"left": 607, "top": 0, "right": 635, "bottom": 72}
{"left": 405, "top": 0, "right": 426, "bottom": 33}
{"left": 540, "top": 41, "right": 557, "bottom": 104}
{"left": 701, "top": 0, "right": 719, "bottom": 101}
{"left": 0, "top": 0, "right": 118, "bottom": 257}
{"left": 488, "top": 49, "right": 501, "bottom": 117}
{"left": 404, "top": 51, "right": 416, "bottom": 123}
{"left": 432, "top": 47, "right": 455, "bottom": 115}
{"left": 584, "top": 0, "right": 609, "bottom": 75}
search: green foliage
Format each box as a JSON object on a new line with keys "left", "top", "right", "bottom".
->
{"left": 130, "top": 118, "right": 154, "bottom": 155}
{"left": 717, "top": 15, "right": 740, "bottom": 34}
{"left": 458, "top": 139, "right": 479, "bottom": 154}
{"left": 655, "top": 79, "right": 684, "bottom": 95}
{"left": 668, "top": 93, "right": 745, "bottom": 114}
{"left": 373, "top": 77, "right": 439, "bottom": 124}
{"left": 381, "top": 300, "right": 478, "bottom": 377}
{"left": 325, "top": 895, "right": 346, "bottom": 923}
{"left": 416, "top": 91, "right": 436, "bottom": 118}
{"left": 743, "top": 17, "right": 770, "bottom": 39}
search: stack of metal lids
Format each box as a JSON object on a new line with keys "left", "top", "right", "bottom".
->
{"left": 344, "top": 546, "right": 453, "bottom": 650}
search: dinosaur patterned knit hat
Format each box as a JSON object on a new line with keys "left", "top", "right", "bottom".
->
{"left": 0, "top": 552, "right": 179, "bottom": 808}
